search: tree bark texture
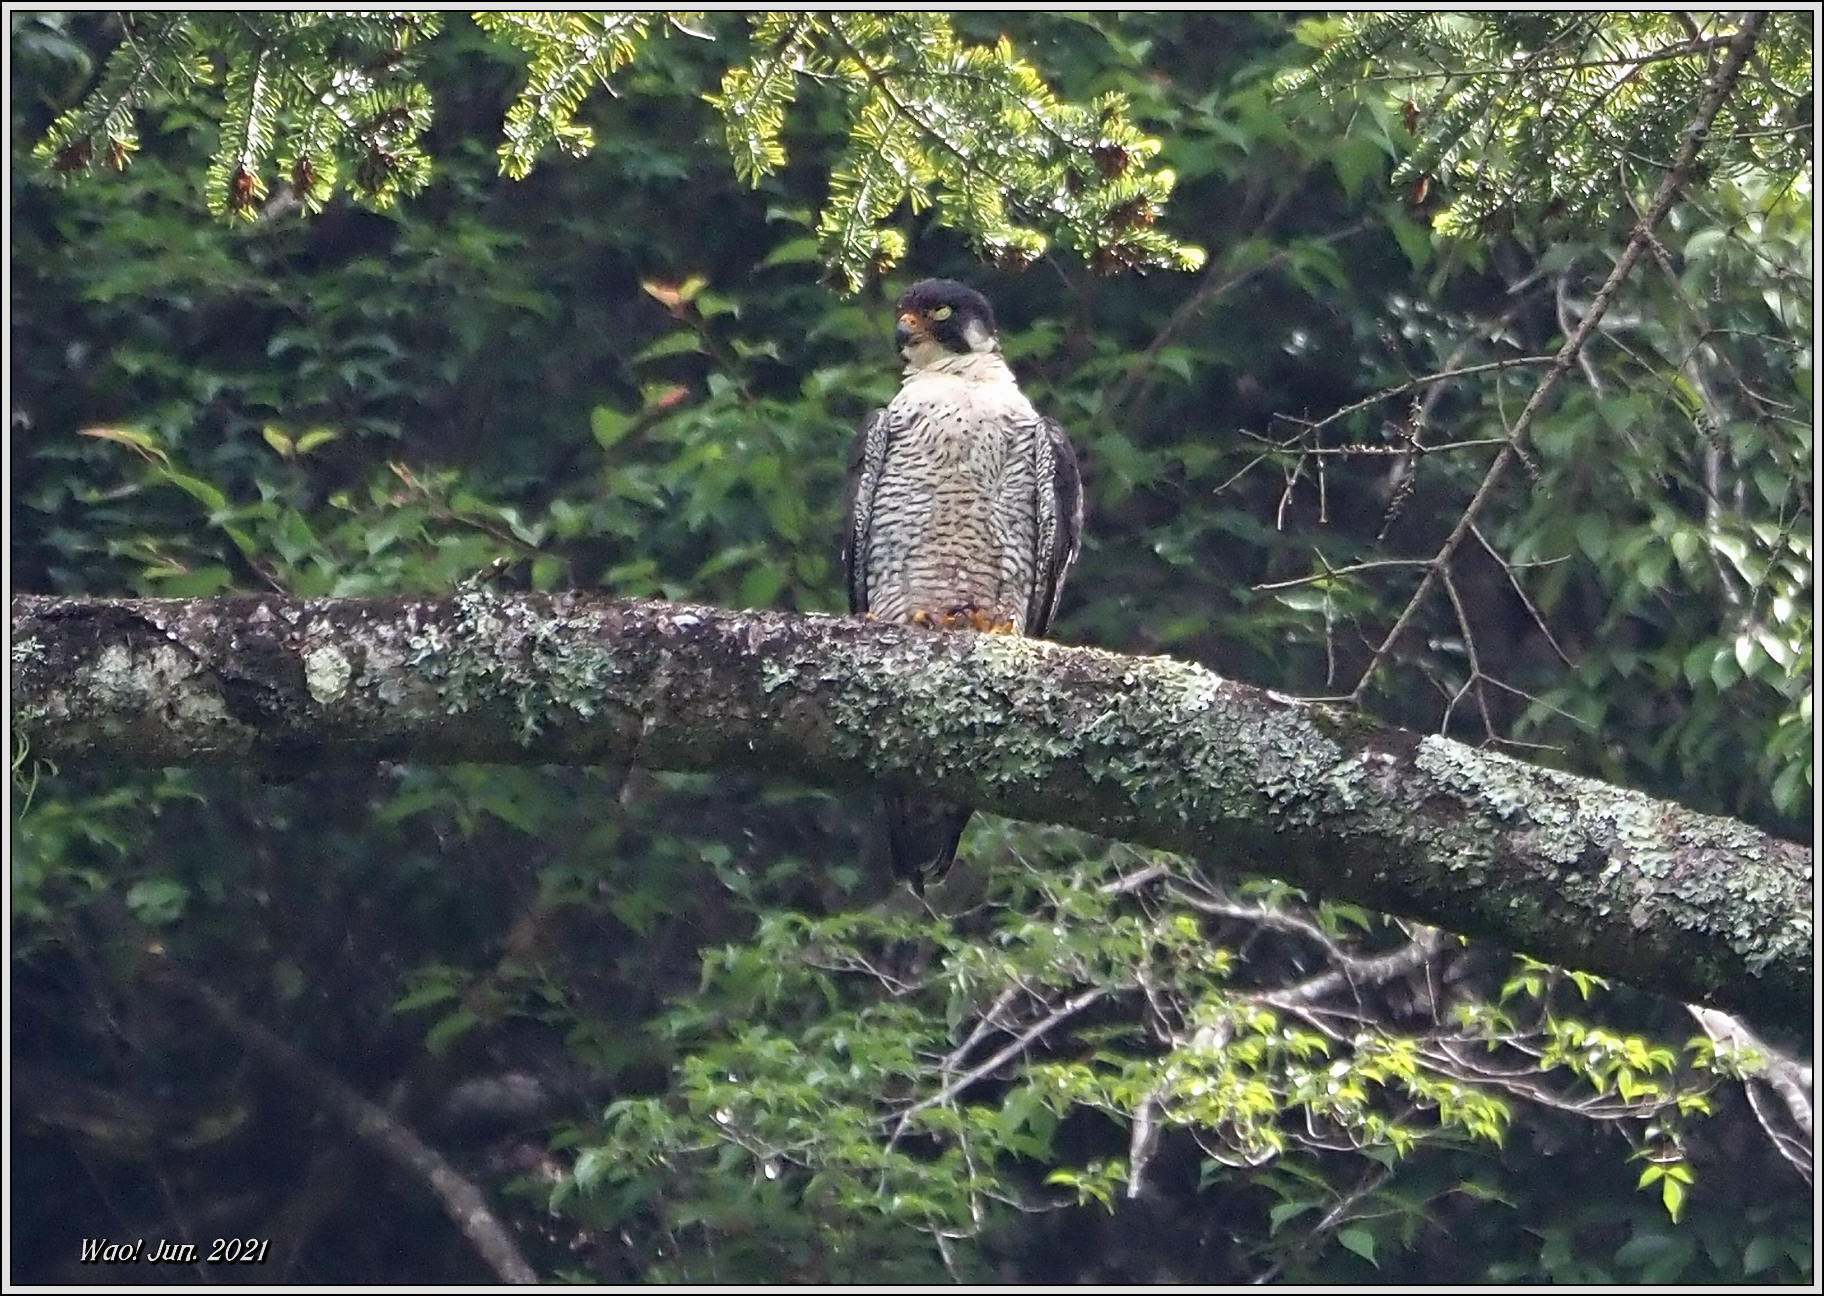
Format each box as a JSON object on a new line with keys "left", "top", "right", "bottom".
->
{"left": 10, "top": 592, "right": 1811, "bottom": 1027}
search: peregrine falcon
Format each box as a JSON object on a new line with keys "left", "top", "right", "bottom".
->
{"left": 842, "top": 279, "right": 1085, "bottom": 892}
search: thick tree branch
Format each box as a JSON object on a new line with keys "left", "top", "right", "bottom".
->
{"left": 10, "top": 591, "right": 1810, "bottom": 1027}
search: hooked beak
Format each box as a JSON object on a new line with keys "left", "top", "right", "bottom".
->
{"left": 895, "top": 310, "right": 928, "bottom": 351}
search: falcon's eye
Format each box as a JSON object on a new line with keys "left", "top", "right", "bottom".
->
{"left": 928, "top": 305, "right": 954, "bottom": 321}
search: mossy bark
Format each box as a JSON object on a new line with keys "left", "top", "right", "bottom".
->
{"left": 11, "top": 591, "right": 1811, "bottom": 1026}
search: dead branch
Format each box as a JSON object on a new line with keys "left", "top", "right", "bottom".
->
{"left": 1347, "top": 13, "right": 1769, "bottom": 702}
{"left": 151, "top": 964, "right": 539, "bottom": 1284}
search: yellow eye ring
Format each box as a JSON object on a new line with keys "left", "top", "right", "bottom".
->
{"left": 928, "top": 304, "right": 954, "bottom": 321}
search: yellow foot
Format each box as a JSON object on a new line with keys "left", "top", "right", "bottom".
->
{"left": 909, "top": 607, "right": 1021, "bottom": 633}
{"left": 963, "top": 609, "right": 1021, "bottom": 634}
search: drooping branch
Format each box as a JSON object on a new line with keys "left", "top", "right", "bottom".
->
{"left": 10, "top": 591, "right": 1810, "bottom": 1027}
{"left": 149, "top": 962, "right": 538, "bottom": 1284}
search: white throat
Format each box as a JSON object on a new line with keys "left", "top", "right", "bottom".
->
{"left": 901, "top": 347, "right": 1012, "bottom": 381}
{"left": 901, "top": 320, "right": 1008, "bottom": 379}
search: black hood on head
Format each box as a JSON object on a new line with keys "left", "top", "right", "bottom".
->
{"left": 896, "top": 279, "right": 997, "bottom": 353}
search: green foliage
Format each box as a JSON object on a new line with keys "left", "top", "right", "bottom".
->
{"left": 1278, "top": 13, "right": 1811, "bottom": 243}
{"left": 32, "top": 10, "right": 1203, "bottom": 289}
{"left": 476, "top": 12, "right": 665, "bottom": 180}
{"left": 713, "top": 13, "right": 1204, "bottom": 289}
{"left": 549, "top": 849, "right": 1788, "bottom": 1280}
{"left": 33, "top": 12, "right": 442, "bottom": 218}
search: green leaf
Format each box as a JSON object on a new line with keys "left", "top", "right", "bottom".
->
{"left": 78, "top": 424, "right": 170, "bottom": 465}
{"left": 574, "top": 1146, "right": 610, "bottom": 1193}
{"left": 1268, "top": 1200, "right": 1315, "bottom": 1234}
{"left": 1668, "top": 528, "right": 1701, "bottom": 571}
{"left": 760, "top": 236, "right": 822, "bottom": 267}
{"left": 295, "top": 427, "right": 339, "bottom": 455}
{"left": 1743, "top": 1235, "right": 1783, "bottom": 1275}
{"left": 425, "top": 1006, "right": 482, "bottom": 1055}
{"left": 393, "top": 982, "right": 461, "bottom": 1014}
{"left": 632, "top": 331, "right": 705, "bottom": 364}
{"left": 1329, "top": 134, "right": 1384, "bottom": 201}
{"left": 1337, "top": 1226, "right": 1378, "bottom": 1266}
{"left": 156, "top": 469, "right": 228, "bottom": 513}
{"left": 737, "top": 564, "right": 785, "bottom": 609}
{"left": 125, "top": 877, "right": 189, "bottom": 925}
{"left": 591, "top": 406, "right": 633, "bottom": 450}
{"left": 1386, "top": 208, "right": 1433, "bottom": 269}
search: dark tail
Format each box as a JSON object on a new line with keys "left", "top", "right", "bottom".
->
{"left": 883, "top": 795, "right": 973, "bottom": 894}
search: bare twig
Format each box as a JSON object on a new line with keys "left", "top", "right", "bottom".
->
{"left": 894, "top": 989, "right": 1106, "bottom": 1127}
{"left": 1254, "top": 557, "right": 1433, "bottom": 593}
{"left": 1266, "top": 356, "right": 1555, "bottom": 444}
{"left": 1438, "top": 566, "right": 1497, "bottom": 740}
{"left": 1347, "top": 13, "right": 1768, "bottom": 702}
{"left": 1250, "top": 1165, "right": 1394, "bottom": 1284}
{"left": 152, "top": 964, "right": 539, "bottom": 1284}
{"left": 1263, "top": 928, "right": 1450, "bottom": 1008}
{"left": 1688, "top": 1004, "right": 1813, "bottom": 1181}
{"left": 1168, "top": 883, "right": 1345, "bottom": 960}
{"left": 1470, "top": 524, "right": 1574, "bottom": 667}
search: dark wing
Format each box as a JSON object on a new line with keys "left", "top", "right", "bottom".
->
{"left": 1025, "top": 415, "right": 1085, "bottom": 637}
{"left": 841, "top": 409, "right": 892, "bottom": 615}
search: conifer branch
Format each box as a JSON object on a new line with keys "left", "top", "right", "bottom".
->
{"left": 1347, "top": 13, "right": 1769, "bottom": 703}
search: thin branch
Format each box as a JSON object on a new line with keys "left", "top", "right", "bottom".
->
{"left": 894, "top": 989, "right": 1106, "bottom": 1125}
{"left": 1688, "top": 1004, "right": 1813, "bottom": 1150}
{"left": 1438, "top": 565, "right": 1497, "bottom": 741}
{"left": 152, "top": 963, "right": 539, "bottom": 1284}
{"left": 1247, "top": 436, "right": 1512, "bottom": 457}
{"left": 1101, "top": 862, "right": 1170, "bottom": 896}
{"left": 1263, "top": 928, "right": 1450, "bottom": 1008}
{"left": 1470, "top": 524, "right": 1574, "bottom": 667}
{"left": 1267, "top": 356, "right": 1555, "bottom": 444}
{"left": 1348, "top": 13, "right": 1768, "bottom": 703}
{"left": 1250, "top": 1165, "right": 1394, "bottom": 1284}
{"left": 1168, "top": 883, "right": 1345, "bottom": 960}
{"left": 1255, "top": 557, "right": 1434, "bottom": 593}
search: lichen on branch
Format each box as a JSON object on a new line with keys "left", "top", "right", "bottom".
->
{"left": 10, "top": 591, "right": 1810, "bottom": 1027}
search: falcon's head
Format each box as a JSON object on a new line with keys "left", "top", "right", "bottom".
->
{"left": 895, "top": 279, "right": 998, "bottom": 367}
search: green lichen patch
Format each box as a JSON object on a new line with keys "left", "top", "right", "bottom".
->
{"left": 302, "top": 644, "right": 353, "bottom": 704}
